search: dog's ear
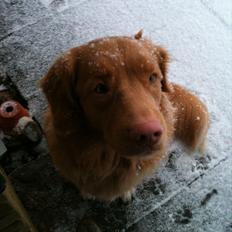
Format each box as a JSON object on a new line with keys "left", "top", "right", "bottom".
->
{"left": 40, "top": 52, "right": 82, "bottom": 128}
{"left": 40, "top": 54, "right": 76, "bottom": 112}
{"left": 156, "top": 46, "right": 172, "bottom": 92}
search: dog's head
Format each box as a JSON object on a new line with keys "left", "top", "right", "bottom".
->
{"left": 40, "top": 33, "right": 172, "bottom": 158}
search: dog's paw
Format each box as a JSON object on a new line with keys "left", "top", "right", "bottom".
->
{"left": 165, "top": 151, "right": 179, "bottom": 170}
{"left": 192, "top": 154, "right": 211, "bottom": 172}
{"left": 121, "top": 188, "right": 136, "bottom": 203}
{"left": 172, "top": 205, "right": 193, "bottom": 224}
{"left": 143, "top": 177, "right": 165, "bottom": 195}
{"left": 81, "top": 193, "right": 96, "bottom": 201}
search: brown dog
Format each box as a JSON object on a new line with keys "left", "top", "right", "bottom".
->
{"left": 40, "top": 32, "right": 209, "bottom": 201}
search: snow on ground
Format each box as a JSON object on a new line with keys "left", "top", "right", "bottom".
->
{"left": 0, "top": 0, "right": 232, "bottom": 231}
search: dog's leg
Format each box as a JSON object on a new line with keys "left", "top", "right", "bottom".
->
{"left": 81, "top": 192, "right": 96, "bottom": 201}
{"left": 168, "top": 84, "right": 209, "bottom": 154}
{"left": 121, "top": 188, "right": 136, "bottom": 202}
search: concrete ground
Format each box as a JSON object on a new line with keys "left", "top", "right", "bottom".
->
{"left": 0, "top": 0, "right": 232, "bottom": 231}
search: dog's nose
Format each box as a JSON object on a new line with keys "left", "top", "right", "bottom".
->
{"left": 129, "top": 121, "right": 163, "bottom": 145}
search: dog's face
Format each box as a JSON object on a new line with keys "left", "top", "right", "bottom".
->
{"left": 41, "top": 36, "right": 171, "bottom": 158}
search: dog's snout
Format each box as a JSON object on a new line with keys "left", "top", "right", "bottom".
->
{"left": 129, "top": 121, "right": 163, "bottom": 146}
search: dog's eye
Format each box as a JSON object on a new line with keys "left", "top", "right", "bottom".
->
{"left": 149, "top": 74, "right": 157, "bottom": 83}
{"left": 94, "top": 83, "right": 109, "bottom": 94}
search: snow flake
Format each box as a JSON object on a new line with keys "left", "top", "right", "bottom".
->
{"left": 0, "top": 84, "right": 7, "bottom": 91}
{"left": 89, "top": 43, "right": 95, "bottom": 48}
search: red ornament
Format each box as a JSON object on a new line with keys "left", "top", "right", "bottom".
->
{"left": 0, "top": 101, "right": 30, "bottom": 132}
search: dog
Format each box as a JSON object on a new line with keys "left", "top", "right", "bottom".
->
{"left": 40, "top": 31, "right": 209, "bottom": 201}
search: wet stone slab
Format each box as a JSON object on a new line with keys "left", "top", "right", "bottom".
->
{"left": 9, "top": 146, "right": 231, "bottom": 232}
{"left": 0, "top": 14, "right": 83, "bottom": 121}
{"left": 127, "top": 155, "right": 232, "bottom": 232}
{"left": 201, "top": 0, "right": 232, "bottom": 28}
{"left": 0, "top": 0, "right": 51, "bottom": 41}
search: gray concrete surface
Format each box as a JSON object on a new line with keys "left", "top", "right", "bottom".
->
{"left": 0, "top": 0, "right": 232, "bottom": 231}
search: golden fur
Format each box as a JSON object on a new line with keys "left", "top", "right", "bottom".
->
{"left": 40, "top": 33, "right": 209, "bottom": 201}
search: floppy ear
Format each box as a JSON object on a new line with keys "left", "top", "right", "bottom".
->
{"left": 156, "top": 46, "right": 172, "bottom": 92}
{"left": 40, "top": 55, "right": 76, "bottom": 112}
{"left": 40, "top": 53, "right": 81, "bottom": 128}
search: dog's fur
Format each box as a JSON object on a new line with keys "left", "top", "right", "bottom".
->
{"left": 40, "top": 33, "right": 209, "bottom": 201}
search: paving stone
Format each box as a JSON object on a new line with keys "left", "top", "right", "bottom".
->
{"left": 10, "top": 156, "right": 88, "bottom": 231}
{"left": 201, "top": 0, "right": 232, "bottom": 28}
{"left": 127, "top": 155, "right": 232, "bottom": 232}
{"left": 10, "top": 145, "right": 231, "bottom": 232}
{"left": 0, "top": 15, "right": 82, "bottom": 121}
{"left": 10, "top": 155, "right": 182, "bottom": 231}
{"left": 40, "top": 0, "right": 70, "bottom": 12}
{"left": 0, "top": 0, "right": 51, "bottom": 41}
